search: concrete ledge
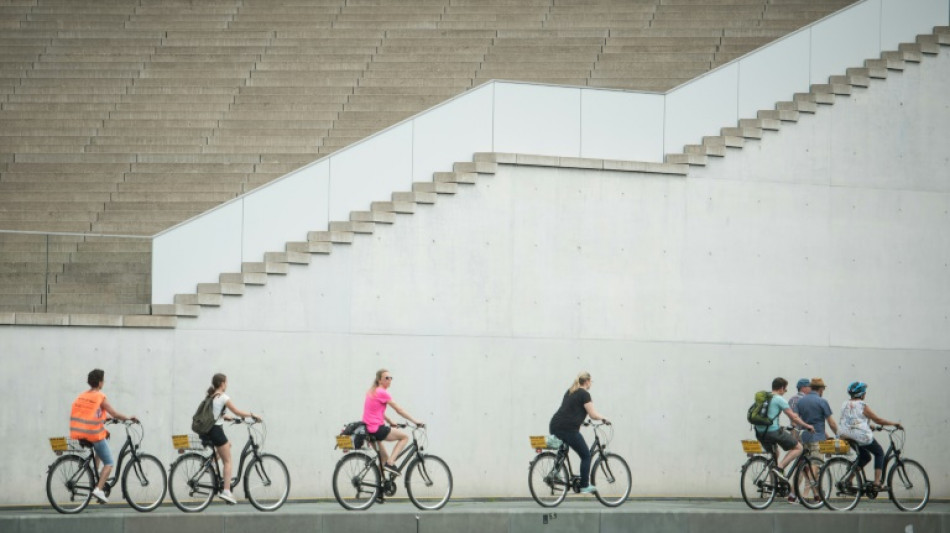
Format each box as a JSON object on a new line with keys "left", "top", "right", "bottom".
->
{"left": 14, "top": 312, "right": 68, "bottom": 326}
{"left": 151, "top": 304, "right": 200, "bottom": 317}
{"left": 175, "top": 293, "right": 223, "bottom": 306}
{"left": 68, "top": 313, "right": 125, "bottom": 327}
{"left": 122, "top": 315, "right": 176, "bottom": 328}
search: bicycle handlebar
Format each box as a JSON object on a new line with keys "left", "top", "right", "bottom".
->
{"left": 105, "top": 418, "right": 139, "bottom": 425}
{"left": 582, "top": 419, "right": 612, "bottom": 427}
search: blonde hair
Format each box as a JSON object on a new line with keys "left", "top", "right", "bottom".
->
{"left": 367, "top": 368, "right": 389, "bottom": 396}
{"left": 568, "top": 372, "right": 591, "bottom": 394}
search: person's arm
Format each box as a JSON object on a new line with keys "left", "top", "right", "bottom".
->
{"left": 225, "top": 399, "right": 261, "bottom": 421}
{"left": 584, "top": 402, "right": 608, "bottom": 423}
{"left": 387, "top": 400, "right": 423, "bottom": 426}
{"left": 862, "top": 405, "right": 901, "bottom": 428}
{"left": 783, "top": 407, "right": 814, "bottom": 432}
{"left": 826, "top": 415, "right": 839, "bottom": 436}
{"left": 101, "top": 398, "right": 136, "bottom": 422}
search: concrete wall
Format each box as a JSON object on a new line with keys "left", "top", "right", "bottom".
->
{"left": 2, "top": 49, "right": 949, "bottom": 507}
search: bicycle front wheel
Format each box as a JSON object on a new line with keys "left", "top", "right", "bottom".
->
{"left": 122, "top": 453, "right": 167, "bottom": 512}
{"left": 591, "top": 453, "right": 631, "bottom": 507}
{"left": 405, "top": 454, "right": 453, "bottom": 510}
{"left": 819, "top": 457, "right": 862, "bottom": 511}
{"left": 168, "top": 453, "right": 215, "bottom": 512}
{"left": 739, "top": 456, "right": 776, "bottom": 510}
{"left": 245, "top": 453, "right": 290, "bottom": 511}
{"left": 332, "top": 452, "right": 380, "bottom": 511}
{"left": 46, "top": 455, "right": 94, "bottom": 514}
{"left": 888, "top": 459, "right": 929, "bottom": 512}
{"left": 793, "top": 455, "right": 823, "bottom": 510}
{"left": 528, "top": 451, "right": 568, "bottom": 507}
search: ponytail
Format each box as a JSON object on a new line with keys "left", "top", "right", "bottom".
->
{"left": 207, "top": 373, "right": 226, "bottom": 397}
{"left": 568, "top": 371, "right": 591, "bottom": 394}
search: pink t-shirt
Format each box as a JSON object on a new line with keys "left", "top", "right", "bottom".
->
{"left": 363, "top": 387, "right": 392, "bottom": 433}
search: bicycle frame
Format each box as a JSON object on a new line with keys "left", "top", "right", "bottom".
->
{"left": 68, "top": 423, "right": 141, "bottom": 493}
{"left": 552, "top": 424, "right": 608, "bottom": 490}
{"left": 194, "top": 422, "right": 265, "bottom": 491}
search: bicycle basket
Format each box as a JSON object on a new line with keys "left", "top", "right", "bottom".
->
{"left": 593, "top": 423, "right": 614, "bottom": 448}
{"left": 818, "top": 439, "right": 851, "bottom": 455}
{"left": 529, "top": 435, "right": 562, "bottom": 450}
{"left": 172, "top": 434, "right": 205, "bottom": 454}
{"left": 49, "top": 437, "right": 85, "bottom": 456}
{"left": 741, "top": 439, "right": 765, "bottom": 455}
{"left": 336, "top": 435, "right": 356, "bottom": 451}
{"left": 890, "top": 429, "right": 905, "bottom": 453}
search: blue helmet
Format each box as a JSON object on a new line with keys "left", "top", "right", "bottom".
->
{"left": 847, "top": 381, "right": 867, "bottom": 398}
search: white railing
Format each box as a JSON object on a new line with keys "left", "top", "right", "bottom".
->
{"left": 151, "top": 0, "right": 947, "bottom": 304}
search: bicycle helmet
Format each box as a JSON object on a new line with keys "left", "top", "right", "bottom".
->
{"left": 847, "top": 381, "right": 867, "bottom": 398}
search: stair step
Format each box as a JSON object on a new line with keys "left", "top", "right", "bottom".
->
{"left": 371, "top": 201, "right": 415, "bottom": 214}
{"left": 830, "top": 74, "right": 869, "bottom": 88}
{"left": 721, "top": 126, "right": 762, "bottom": 139}
{"left": 392, "top": 191, "right": 436, "bottom": 204}
{"left": 848, "top": 66, "right": 886, "bottom": 80}
{"left": 897, "top": 43, "right": 927, "bottom": 59}
{"left": 308, "top": 230, "right": 354, "bottom": 244}
{"left": 220, "top": 272, "right": 267, "bottom": 285}
{"left": 810, "top": 83, "right": 851, "bottom": 96}
{"left": 197, "top": 282, "right": 244, "bottom": 296}
{"left": 685, "top": 143, "right": 725, "bottom": 157}
{"left": 882, "top": 50, "right": 919, "bottom": 64}
{"left": 433, "top": 171, "right": 477, "bottom": 184}
{"left": 796, "top": 91, "right": 835, "bottom": 105}
{"left": 664, "top": 152, "right": 706, "bottom": 165}
{"left": 866, "top": 57, "right": 904, "bottom": 71}
{"left": 286, "top": 241, "right": 333, "bottom": 254}
{"left": 912, "top": 36, "right": 941, "bottom": 54}
{"left": 263, "top": 251, "right": 310, "bottom": 264}
{"left": 703, "top": 135, "right": 744, "bottom": 149}
{"left": 757, "top": 109, "right": 799, "bottom": 122}
{"left": 453, "top": 161, "right": 497, "bottom": 173}
{"left": 329, "top": 221, "right": 374, "bottom": 233}
{"left": 739, "top": 118, "right": 780, "bottom": 131}
{"left": 242, "top": 261, "right": 289, "bottom": 275}
{"left": 350, "top": 211, "right": 396, "bottom": 224}
{"left": 412, "top": 181, "right": 458, "bottom": 194}
{"left": 174, "top": 293, "right": 223, "bottom": 306}
{"left": 151, "top": 303, "right": 200, "bottom": 317}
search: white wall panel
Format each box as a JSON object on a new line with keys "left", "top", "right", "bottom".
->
{"left": 881, "top": 0, "right": 949, "bottom": 51}
{"left": 242, "top": 160, "right": 330, "bottom": 262}
{"left": 152, "top": 201, "right": 244, "bottom": 304}
{"left": 412, "top": 83, "right": 494, "bottom": 182}
{"left": 810, "top": 0, "right": 881, "bottom": 83}
{"left": 664, "top": 64, "right": 739, "bottom": 153}
{"left": 737, "top": 30, "right": 811, "bottom": 119}
{"left": 580, "top": 89, "right": 665, "bottom": 162}
{"left": 327, "top": 123, "right": 413, "bottom": 221}
{"left": 493, "top": 83, "right": 581, "bottom": 157}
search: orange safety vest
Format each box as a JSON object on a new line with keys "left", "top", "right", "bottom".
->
{"left": 69, "top": 390, "right": 108, "bottom": 442}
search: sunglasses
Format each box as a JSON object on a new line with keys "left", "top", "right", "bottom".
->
{"left": 383, "top": 376, "right": 393, "bottom": 381}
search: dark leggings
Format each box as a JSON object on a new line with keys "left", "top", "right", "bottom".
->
{"left": 857, "top": 439, "right": 884, "bottom": 471}
{"left": 553, "top": 429, "right": 592, "bottom": 488}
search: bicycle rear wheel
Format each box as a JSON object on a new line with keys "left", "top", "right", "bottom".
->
{"left": 528, "top": 451, "right": 568, "bottom": 507}
{"left": 793, "top": 456, "right": 824, "bottom": 510}
{"left": 818, "top": 457, "right": 862, "bottom": 511}
{"left": 888, "top": 459, "right": 929, "bottom": 512}
{"left": 46, "top": 455, "right": 94, "bottom": 514}
{"left": 245, "top": 453, "right": 291, "bottom": 511}
{"left": 168, "top": 453, "right": 215, "bottom": 512}
{"left": 739, "top": 456, "right": 776, "bottom": 510}
{"left": 332, "top": 452, "right": 380, "bottom": 511}
{"left": 591, "top": 453, "right": 631, "bottom": 507}
{"left": 405, "top": 454, "right": 453, "bottom": 510}
{"left": 122, "top": 453, "right": 167, "bottom": 512}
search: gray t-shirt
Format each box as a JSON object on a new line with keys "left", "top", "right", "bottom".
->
{"left": 797, "top": 392, "right": 832, "bottom": 443}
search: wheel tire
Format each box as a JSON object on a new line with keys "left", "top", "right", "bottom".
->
{"left": 332, "top": 452, "right": 380, "bottom": 511}
{"left": 740, "top": 456, "right": 776, "bottom": 510}
{"left": 121, "top": 454, "right": 167, "bottom": 512}
{"left": 528, "top": 451, "right": 568, "bottom": 508}
{"left": 888, "top": 459, "right": 930, "bottom": 512}
{"left": 591, "top": 453, "right": 631, "bottom": 507}
{"left": 818, "top": 457, "right": 862, "bottom": 511}
{"left": 244, "top": 453, "right": 291, "bottom": 512}
{"left": 168, "top": 453, "right": 215, "bottom": 513}
{"left": 46, "top": 455, "right": 94, "bottom": 514}
{"left": 794, "top": 456, "right": 824, "bottom": 510}
{"left": 405, "top": 454, "right": 453, "bottom": 510}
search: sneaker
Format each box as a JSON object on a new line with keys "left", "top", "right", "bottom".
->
{"left": 219, "top": 490, "right": 237, "bottom": 504}
{"left": 382, "top": 463, "right": 401, "bottom": 477}
{"left": 580, "top": 485, "right": 598, "bottom": 494}
{"left": 787, "top": 494, "right": 798, "bottom": 504}
{"left": 91, "top": 488, "right": 108, "bottom": 504}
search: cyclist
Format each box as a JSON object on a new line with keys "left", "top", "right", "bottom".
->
{"left": 548, "top": 371, "right": 609, "bottom": 494}
{"left": 69, "top": 368, "right": 137, "bottom": 504}
{"left": 201, "top": 373, "right": 261, "bottom": 504}
{"left": 362, "top": 369, "right": 424, "bottom": 477}
{"left": 754, "top": 378, "right": 814, "bottom": 485}
{"left": 838, "top": 381, "right": 902, "bottom": 490}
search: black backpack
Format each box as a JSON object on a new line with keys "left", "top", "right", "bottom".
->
{"left": 339, "top": 421, "right": 367, "bottom": 450}
{"left": 191, "top": 393, "right": 222, "bottom": 435}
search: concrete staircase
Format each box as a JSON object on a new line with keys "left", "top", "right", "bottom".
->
{"left": 0, "top": 0, "right": 887, "bottom": 316}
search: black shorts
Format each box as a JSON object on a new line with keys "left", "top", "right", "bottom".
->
{"left": 202, "top": 425, "right": 228, "bottom": 447}
{"left": 759, "top": 428, "right": 797, "bottom": 451}
{"left": 370, "top": 425, "right": 391, "bottom": 440}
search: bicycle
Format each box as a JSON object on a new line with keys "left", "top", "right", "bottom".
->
{"left": 46, "top": 419, "right": 166, "bottom": 514}
{"left": 332, "top": 422, "right": 453, "bottom": 511}
{"left": 168, "top": 418, "right": 290, "bottom": 512}
{"left": 738, "top": 428, "right": 824, "bottom": 510}
{"left": 818, "top": 426, "right": 929, "bottom": 512}
{"left": 527, "top": 420, "right": 631, "bottom": 508}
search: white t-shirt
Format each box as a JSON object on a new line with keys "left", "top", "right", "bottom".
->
{"left": 839, "top": 399, "right": 872, "bottom": 445}
{"left": 212, "top": 393, "right": 230, "bottom": 426}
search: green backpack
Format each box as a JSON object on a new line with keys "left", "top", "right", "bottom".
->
{"left": 191, "top": 393, "right": 221, "bottom": 435}
{"left": 746, "top": 390, "right": 775, "bottom": 431}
